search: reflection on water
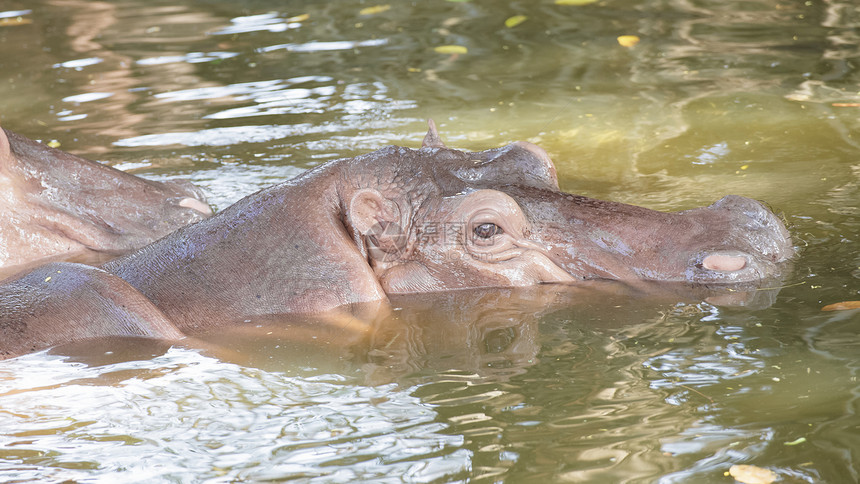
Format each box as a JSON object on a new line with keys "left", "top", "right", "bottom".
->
{"left": 0, "top": 0, "right": 858, "bottom": 482}
{"left": 0, "top": 350, "right": 470, "bottom": 482}
{"left": 0, "top": 282, "right": 836, "bottom": 482}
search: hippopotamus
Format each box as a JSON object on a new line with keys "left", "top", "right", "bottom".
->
{"left": 0, "top": 127, "right": 212, "bottom": 278}
{"left": 0, "top": 121, "right": 795, "bottom": 359}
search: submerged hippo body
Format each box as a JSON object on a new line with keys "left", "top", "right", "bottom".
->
{"left": 0, "top": 128, "right": 212, "bottom": 278}
{"left": 0, "top": 122, "right": 795, "bottom": 358}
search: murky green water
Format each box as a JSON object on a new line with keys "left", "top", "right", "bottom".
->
{"left": 0, "top": 0, "right": 858, "bottom": 482}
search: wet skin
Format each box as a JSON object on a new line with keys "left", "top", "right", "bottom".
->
{"left": 0, "top": 122, "right": 795, "bottom": 359}
{"left": 0, "top": 127, "right": 212, "bottom": 279}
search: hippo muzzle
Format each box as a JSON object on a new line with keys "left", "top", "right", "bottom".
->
{"left": 682, "top": 195, "right": 794, "bottom": 284}
{"left": 513, "top": 190, "right": 794, "bottom": 285}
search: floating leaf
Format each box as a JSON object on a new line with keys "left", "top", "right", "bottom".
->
{"left": 729, "top": 465, "right": 777, "bottom": 484}
{"left": 287, "top": 14, "right": 310, "bottom": 22}
{"left": 47, "top": 140, "right": 61, "bottom": 148}
{"left": 617, "top": 35, "right": 640, "bottom": 48}
{"left": 555, "top": 0, "right": 598, "bottom": 5}
{"left": 434, "top": 45, "right": 468, "bottom": 55}
{"left": 0, "top": 17, "right": 32, "bottom": 26}
{"left": 784, "top": 437, "right": 806, "bottom": 446}
{"left": 505, "top": 15, "right": 528, "bottom": 28}
{"left": 359, "top": 5, "right": 391, "bottom": 15}
{"left": 822, "top": 300, "right": 860, "bottom": 311}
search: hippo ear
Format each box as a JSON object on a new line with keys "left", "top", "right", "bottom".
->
{"left": 348, "top": 189, "right": 406, "bottom": 262}
{"left": 348, "top": 189, "right": 401, "bottom": 236}
{"left": 421, "top": 119, "right": 447, "bottom": 149}
{"left": 0, "top": 128, "right": 11, "bottom": 170}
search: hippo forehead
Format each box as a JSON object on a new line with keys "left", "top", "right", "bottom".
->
{"left": 426, "top": 142, "right": 559, "bottom": 193}
{"left": 344, "top": 141, "right": 559, "bottom": 198}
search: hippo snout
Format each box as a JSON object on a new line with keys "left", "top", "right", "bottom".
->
{"left": 685, "top": 195, "right": 794, "bottom": 284}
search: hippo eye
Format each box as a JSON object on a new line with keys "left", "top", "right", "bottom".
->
{"left": 474, "top": 222, "right": 502, "bottom": 239}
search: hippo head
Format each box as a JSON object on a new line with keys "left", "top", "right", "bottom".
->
{"left": 0, "top": 127, "right": 212, "bottom": 272}
{"left": 341, "top": 121, "right": 794, "bottom": 294}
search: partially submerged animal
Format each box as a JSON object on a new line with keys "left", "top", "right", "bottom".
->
{"left": 0, "top": 127, "right": 212, "bottom": 277}
{"left": 0, "top": 121, "right": 794, "bottom": 358}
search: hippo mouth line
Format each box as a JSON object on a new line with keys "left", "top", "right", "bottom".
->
{"left": 542, "top": 245, "right": 783, "bottom": 286}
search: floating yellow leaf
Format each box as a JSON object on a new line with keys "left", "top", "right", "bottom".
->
{"left": 434, "top": 45, "right": 468, "bottom": 55}
{"left": 287, "top": 14, "right": 310, "bottom": 22}
{"left": 47, "top": 140, "right": 61, "bottom": 148}
{"left": 505, "top": 15, "right": 528, "bottom": 28}
{"left": 0, "top": 17, "right": 32, "bottom": 27}
{"left": 822, "top": 301, "right": 860, "bottom": 311}
{"left": 555, "top": 0, "right": 598, "bottom": 5}
{"left": 617, "top": 35, "right": 640, "bottom": 48}
{"left": 359, "top": 5, "right": 391, "bottom": 15}
{"left": 783, "top": 437, "right": 806, "bottom": 446}
{"left": 729, "top": 465, "right": 776, "bottom": 484}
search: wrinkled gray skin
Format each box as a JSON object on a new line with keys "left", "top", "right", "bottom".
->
{"left": 0, "top": 127, "right": 212, "bottom": 278}
{"left": 0, "top": 121, "right": 794, "bottom": 358}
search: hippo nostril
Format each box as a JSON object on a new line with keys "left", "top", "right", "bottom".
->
{"left": 178, "top": 197, "right": 213, "bottom": 215}
{"left": 702, "top": 253, "right": 747, "bottom": 272}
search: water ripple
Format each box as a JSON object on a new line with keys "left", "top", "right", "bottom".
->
{"left": 136, "top": 51, "right": 239, "bottom": 66}
{"left": 211, "top": 13, "right": 302, "bottom": 36}
{"left": 0, "top": 349, "right": 468, "bottom": 483}
{"left": 114, "top": 125, "right": 313, "bottom": 147}
{"left": 259, "top": 39, "right": 389, "bottom": 53}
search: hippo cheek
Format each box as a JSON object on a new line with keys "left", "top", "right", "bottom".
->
{"left": 416, "top": 252, "right": 573, "bottom": 290}
{"left": 377, "top": 261, "right": 447, "bottom": 294}
{"left": 489, "top": 249, "right": 578, "bottom": 286}
{"left": 379, "top": 240, "right": 574, "bottom": 292}
{"left": 457, "top": 232, "right": 580, "bottom": 287}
